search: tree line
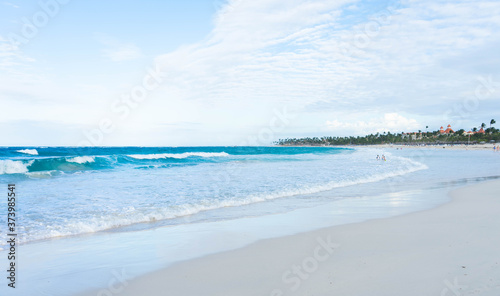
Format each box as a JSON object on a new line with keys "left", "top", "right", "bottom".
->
{"left": 275, "top": 119, "right": 499, "bottom": 146}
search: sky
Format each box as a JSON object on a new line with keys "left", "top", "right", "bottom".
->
{"left": 1, "top": 0, "right": 499, "bottom": 146}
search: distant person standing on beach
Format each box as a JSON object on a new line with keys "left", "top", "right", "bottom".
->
{"left": 382, "top": 155, "right": 386, "bottom": 161}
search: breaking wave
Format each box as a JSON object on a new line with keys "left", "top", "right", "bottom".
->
{"left": 127, "top": 152, "right": 230, "bottom": 159}
{"left": 0, "top": 160, "right": 33, "bottom": 175}
{"left": 17, "top": 149, "right": 38, "bottom": 155}
{"left": 68, "top": 156, "right": 96, "bottom": 164}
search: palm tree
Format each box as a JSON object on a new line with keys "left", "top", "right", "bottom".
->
{"left": 481, "top": 123, "right": 486, "bottom": 130}
{"left": 491, "top": 119, "right": 496, "bottom": 128}
{"left": 472, "top": 127, "right": 478, "bottom": 132}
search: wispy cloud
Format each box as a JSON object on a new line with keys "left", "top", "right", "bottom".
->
{"left": 0, "top": 37, "right": 35, "bottom": 68}
{"left": 98, "top": 35, "right": 144, "bottom": 62}
{"left": 154, "top": 0, "right": 355, "bottom": 106}
{"left": 2, "top": 0, "right": 500, "bottom": 145}
{"left": 102, "top": 44, "right": 143, "bottom": 62}
{"left": 154, "top": 0, "right": 500, "bottom": 121}
{"left": 326, "top": 113, "right": 420, "bottom": 135}
{"left": 3, "top": 2, "right": 19, "bottom": 9}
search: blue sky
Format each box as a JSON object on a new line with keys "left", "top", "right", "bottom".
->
{"left": 1, "top": 0, "right": 499, "bottom": 146}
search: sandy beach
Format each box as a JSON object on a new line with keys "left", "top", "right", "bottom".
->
{"left": 363, "top": 143, "right": 499, "bottom": 151}
{"left": 80, "top": 179, "right": 500, "bottom": 296}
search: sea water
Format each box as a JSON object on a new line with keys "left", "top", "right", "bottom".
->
{"left": 0, "top": 146, "right": 499, "bottom": 295}
{"left": 0, "top": 146, "right": 429, "bottom": 245}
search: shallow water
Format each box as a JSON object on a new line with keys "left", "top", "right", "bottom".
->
{"left": 0, "top": 147, "right": 499, "bottom": 295}
{"left": 0, "top": 146, "right": 430, "bottom": 245}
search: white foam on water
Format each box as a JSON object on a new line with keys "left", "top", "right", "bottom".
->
{"left": 128, "top": 152, "right": 230, "bottom": 159}
{"left": 5, "top": 155, "right": 428, "bottom": 244}
{"left": 0, "top": 160, "right": 33, "bottom": 175}
{"left": 26, "top": 171, "right": 56, "bottom": 179}
{"left": 67, "top": 156, "right": 96, "bottom": 164}
{"left": 17, "top": 149, "right": 38, "bottom": 155}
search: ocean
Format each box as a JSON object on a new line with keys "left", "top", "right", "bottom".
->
{"left": 0, "top": 146, "right": 499, "bottom": 295}
{"left": 0, "top": 146, "right": 428, "bottom": 245}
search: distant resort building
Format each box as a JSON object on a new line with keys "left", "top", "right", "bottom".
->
{"left": 464, "top": 127, "right": 485, "bottom": 136}
{"left": 439, "top": 124, "right": 454, "bottom": 134}
{"left": 401, "top": 124, "right": 488, "bottom": 140}
{"left": 437, "top": 124, "right": 483, "bottom": 136}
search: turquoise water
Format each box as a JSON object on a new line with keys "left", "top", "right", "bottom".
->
{"left": 0, "top": 146, "right": 429, "bottom": 245}
{"left": 0, "top": 147, "right": 499, "bottom": 296}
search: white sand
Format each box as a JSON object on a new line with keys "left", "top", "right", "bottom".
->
{"left": 364, "top": 143, "right": 499, "bottom": 151}
{"left": 82, "top": 180, "right": 500, "bottom": 296}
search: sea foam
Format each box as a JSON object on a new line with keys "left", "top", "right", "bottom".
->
{"left": 0, "top": 160, "right": 32, "bottom": 175}
{"left": 128, "top": 152, "right": 230, "bottom": 160}
{"left": 0, "top": 147, "right": 442, "bottom": 246}
{"left": 5, "top": 155, "right": 428, "bottom": 243}
{"left": 17, "top": 149, "right": 38, "bottom": 155}
{"left": 67, "top": 156, "right": 96, "bottom": 164}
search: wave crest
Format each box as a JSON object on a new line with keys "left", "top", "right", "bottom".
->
{"left": 17, "top": 149, "right": 38, "bottom": 155}
{"left": 67, "top": 156, "right": 96, "bottom": 164}
{"left": 0, "top": 160, "right": 33, "bottom": 175}
{"left": 127, "top": 152, "right": 230, "bottom": 160}
{"left": 11, "top": 155, "right": 428, "bottom": 242}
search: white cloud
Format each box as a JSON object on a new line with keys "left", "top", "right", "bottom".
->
{"left": 155, "top": 0, "right": 355, "bottom": 104}
{"left": 97, "top": 34, "right": 143, "bottom": 62}
{"left": 131, "top": 0, "right": 500, "bottom": 144}
{"left": 102, "top": 44, "right": 143, "bottom": 62}
{"left": 326, "top": 113, "right": 420, "bottom": 135}
{"left": 0, "top": 38, "right": 116, "bottom": 129}
{"left": 152, "top": 0, "right": 500, "bottom": 119}
{"left": 3, "top": 2, "right": 19, "bottom": 9}
{"left": 0, "top": 37, "right": 35, "bottom": 68}
{"left": 3, "top": 0, "right": 500, "bottom": 145}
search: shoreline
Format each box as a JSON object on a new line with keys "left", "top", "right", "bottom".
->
{"left": 277, "top": 143, "right": 499, "bottom": 151}
{"left": 80, "top": 179, "right": 500, "bottom": 296}
{"left": 362, "top": 143, "right": 499, "bottom": 151}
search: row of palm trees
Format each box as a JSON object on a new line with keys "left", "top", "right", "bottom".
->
{"left": 275, "top": 119, "right": 498, "bottom": 146}
{"left": 456, "top": 119, "right": 496, "bottom": 133}
{"left": 480, "top": 119, "right": 496, "bottom": 129}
